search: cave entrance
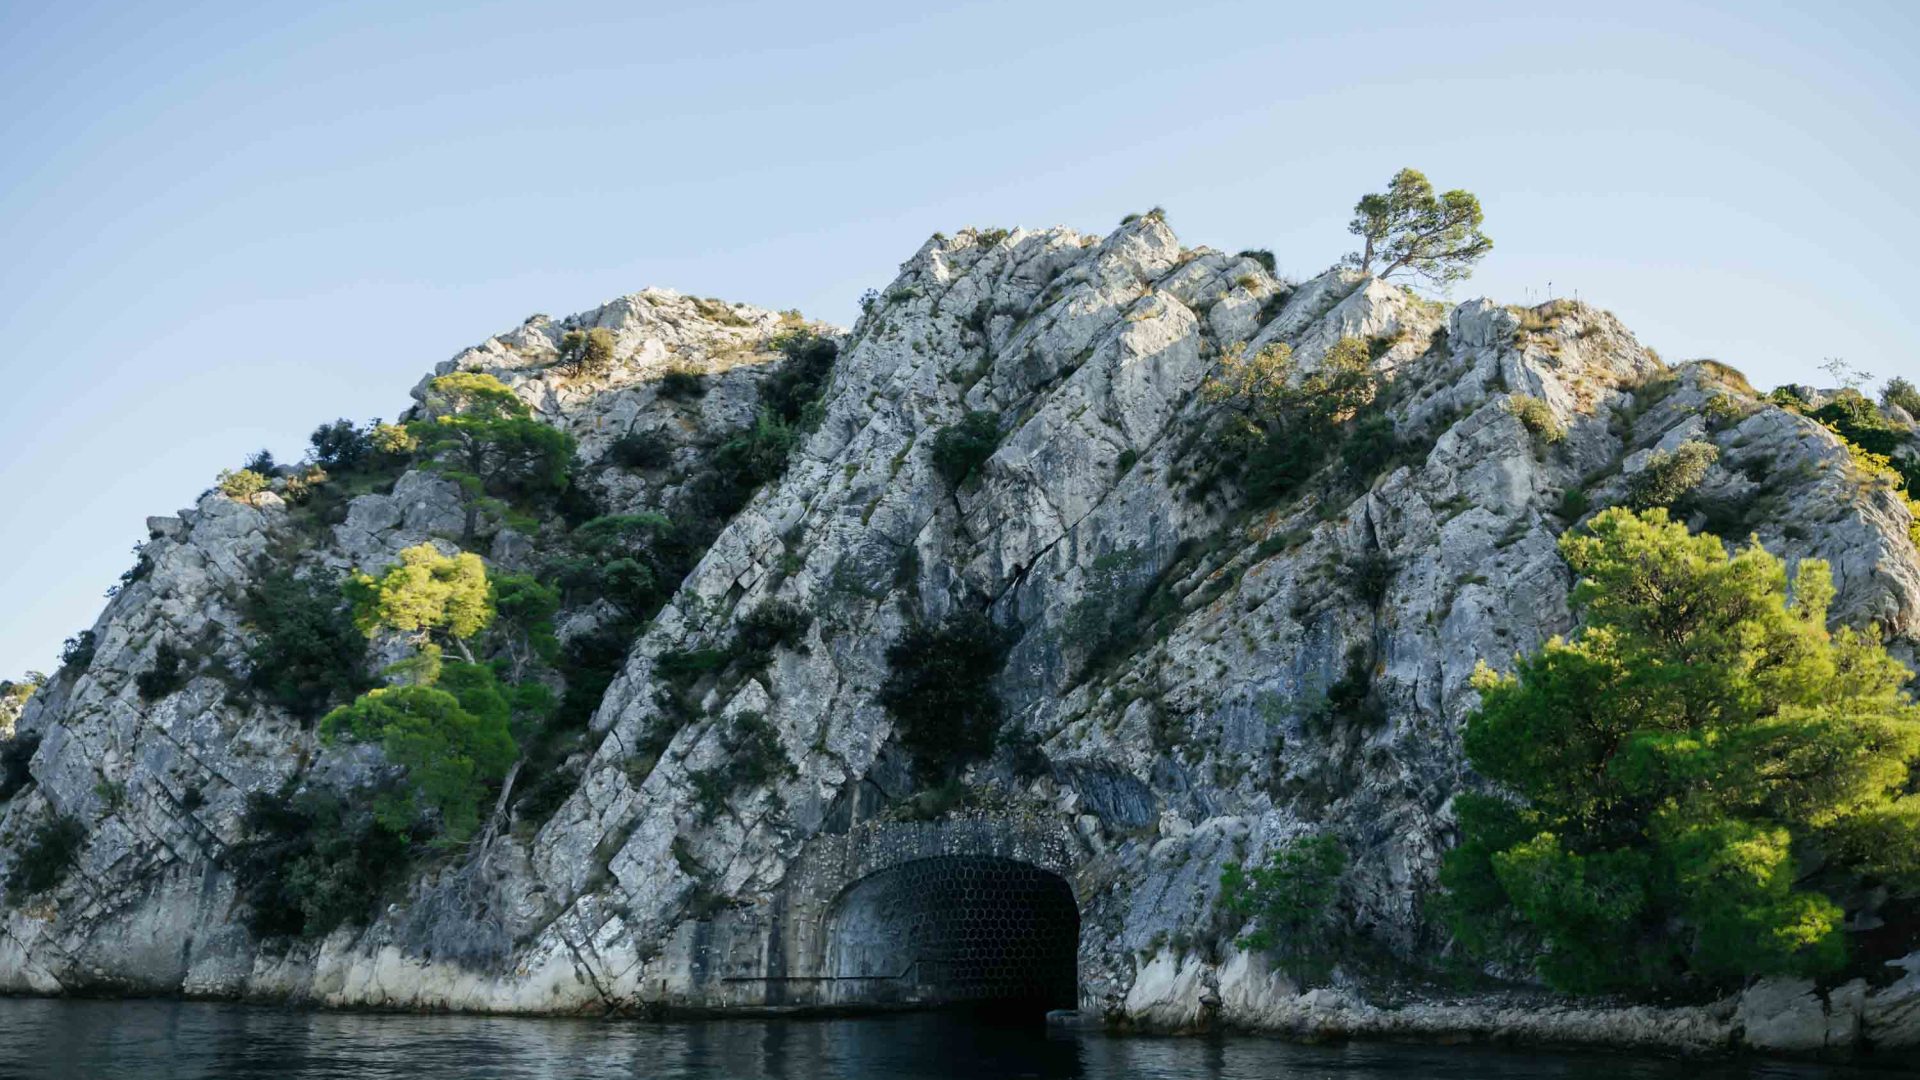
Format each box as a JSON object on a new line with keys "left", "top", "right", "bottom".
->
{"left": 823, "top": 856, "right": 1079, "bottom": 1016}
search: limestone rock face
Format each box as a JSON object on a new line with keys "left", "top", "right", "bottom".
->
{"left": 1, "top": 222, "right": 1916, "bottom": 1059}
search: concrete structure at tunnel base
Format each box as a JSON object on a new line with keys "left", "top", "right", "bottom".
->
{"left": 641, "top": 815, "right": 1084, "bottom": 1013}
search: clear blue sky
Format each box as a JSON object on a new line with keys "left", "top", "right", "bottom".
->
{"left": 2, "top": 0, "right": 1916, "bottom": 676}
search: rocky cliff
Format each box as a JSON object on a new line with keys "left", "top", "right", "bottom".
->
{"left": 3, "top": 217, "right": 1918, "bottom": 1059}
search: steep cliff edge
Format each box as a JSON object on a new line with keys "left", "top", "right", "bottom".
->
{"left": 3, "top": 218, "right": 1918, "bottom": 1059}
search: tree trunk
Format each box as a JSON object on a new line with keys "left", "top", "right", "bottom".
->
{"left": 475, "top": 756, "right": 524, "bottom": 860}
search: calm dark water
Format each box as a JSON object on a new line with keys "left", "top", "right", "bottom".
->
{"left": 0, "top": 999, "right": 1906, "bottom": 1080}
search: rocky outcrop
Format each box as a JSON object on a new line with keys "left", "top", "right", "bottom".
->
{"left": 2, "top": 221, "right": 1917, "bottom": 1061}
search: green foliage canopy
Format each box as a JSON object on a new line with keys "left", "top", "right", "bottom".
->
{"left": 489, "top": 572, "right": 559, "bottom": 679}
{"left": 134, "top": 641, "right": 188, "bottom": 701}
{"left": 229, "top": 789, "right": 409, "bottom": 939}
{"left": 217, "top": 468, "right": 270, "bottom": 503}
{"left": 879, "top": 610, "right": 1013, "bottom": 781}
{"left": 6, "top": 816, "right": 86, "bottom": 898}
{"left": 245, "top": 571, "right": 370, "bottom": 718}
{"left": 347, "top": 544, "right": 495, "bottom": 649}
{"left": 1626, "top": 440, "right": 1718, "bottom": 510}
{"left": 930, "top": 410, "right": 1003, "bottom": 487}
{"left": 319, "top": 673, "right": 516, "bottom": 842}
{"left": 1441, "top": 508, "right": 1920, "bottom": 994}
{"left": 1345, "top": 167, "right": 1492, "bottom": 287}
{"left": 1199, "top": 336, "right": 1380, "bottom": 504}
{"left": 1884, "top": 377, "right": 1920, "bottom": 418}
{"left": 558, "top": 327, "right": 616, "bottom": 377}
{"left": 1813, "top": 389, "right": 1920, "bottom": 491}
{"left": 408, "top": 373, "right": 575, "bottom": 516}
{"left": 1220, "top": 834, "right": 1347, "bottom": 962}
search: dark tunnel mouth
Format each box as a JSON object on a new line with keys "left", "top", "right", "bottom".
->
{"left": 824, "top": 856, "right": 1080, "bottom": 1016}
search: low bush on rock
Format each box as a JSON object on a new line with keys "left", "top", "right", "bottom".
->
{"left": 1195, "top": 336, "right": 1381, "bottom": 506}
{"left": 558, "top": 327, "right": 616, "bottom": 378}
{"left": 1507, "top": 395, "right": 1565, "bottom": 443}
{"left": 244, "top": 571, "right": 370, "bottom": 719}
{"left": 319, "top": 667, "right": 517, "bottom": 844}
{"left": 6, "top": 816, "right": 86, "bottom": 898}
{"left": 930, "top": 411, "right": 1003, "bottom": 487}
{"left": 1219, "top": 833, "right": 1347, "bottom": 976}
{"left": 134, "top": 641, "right": 188, "bottom": 701}
{"left": 688, "top": 711, "right": 795, "bottom": 821}
{"left": 228, "top": 789, "right": 410, "bottom": 939}
{"left": 608, "top": 429, "right": 672, "bottom": 470}
{"left": 879, "top": 610, "right": 1013, "bottom": 781}
{"left": 1626, "top": 441, "right": 1717, "bottom": 510}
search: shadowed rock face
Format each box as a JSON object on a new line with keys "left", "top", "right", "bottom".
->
{"left": 2, "top": 221, "right": 1918, "bottom": 1057}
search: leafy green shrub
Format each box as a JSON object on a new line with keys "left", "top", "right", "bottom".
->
{"left": 1768, "top": 385, "right": 1812, "bottom": 413}
{"left": 688, "top": 711, "right": 795, "bottom": 821}
{"left": 1339, "top": 413, "right": 1402, "bottom": 487}
{"left": 930, "top": 411, "right": 1003, "bottom": 487}
{"left": 1063, "top": 548, "right": 1153, "bottom": 674}
{"left": 1701, "top": 394, "right": 1747, "bottom": 430}
{"left": 6, "top": 816, "right": 86, "bottom": 898}
{"left": 1219, "top": 834, "right": 1346, "bottom": 965}
{"left": 319, "top": 673, "right": 516, "bottom": 842}
{"left": 558, "top": 327, "right": 616, "bottom": 377}
{"left": 551, "top": 623, "right": 629, "bottom": 727}
{"left": 244, "top": 571, "right": 369, "bottom": 719}
{"left": 1556, "top": 488, "right": 1590, "bottom": 522}
{"left": 668, "top": 329, "right": 839, "bottom": 537}
{"left": 135, "top": 641, "right": 188, "bottom": 701}
{"left": 280, "top": 465, "right": 329, "bottom": 505}
{"left": 1199, "top": 337, "right": 1380, "bottom": 506}
{"left": 878, "top": 610, "right": 1013, "bottom": 781}
{"left": 228, "top": 789, "right": 409, "bottom": 939}
{"left": 1507, "top": 395, "right": 1564, "bottom": 443}
{"left": 408, "top": 374, "right": 576, "bottom": 525}
{"left": 509, "top": 621, "right": 636, "bottom": 823}
{"left": 1345, "top": 550, "right": 1396, "bottom": 608}
{"left": 488, "top": 572, "right": 560, "bottom": 680}
{"left": 217, "top": 468, "right": 270, "bottom": 503}
{"left": 609, "top": 429, "right": 672, "bottom": 469}
{"left": 712, "top": 411, "right": 800, "bottom": 491}
{"left": 549, "top": 513, "right": 687, "bottom": 616}
{"left": 1440, "top": 508, "right": 1920, "bottom": 994}
{"left": 59, "top": 631, "right": 96, "bottom": 672}
{"left": 0, "top": 734, "right": 42, "bottom": 802}
{"left": 371, "top": 422, "right": 418, "bottom": 457}
{"left": 1814, "top": 389, "right": 1919, "bottom": 491}
{"left": 1884, "top": 377, "right": 1920, "bottom": 418}
{"left": 309, "top": 419, "right": 374, "bottom": 472}
{"left": 658, "top": 361, "right": 708, "bottom": 400}
{"left": 1237, "top": 249, "right": 1277, "bottom": 274}
{"left": 763, "top": 327, "right": 839, "bottom": 426}
{"left": 346, "top": 544, "right": 495, "bottom": 650}
{"left": 1626, "top": 441, "right": 1718, "bottom": 509}
{"left": 735, "top": 601, "right": 811, "bottom": 654}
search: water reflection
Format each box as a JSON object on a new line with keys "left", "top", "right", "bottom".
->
{"left": 0, "top": 998, "right": 1891, "bottom": 1080}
